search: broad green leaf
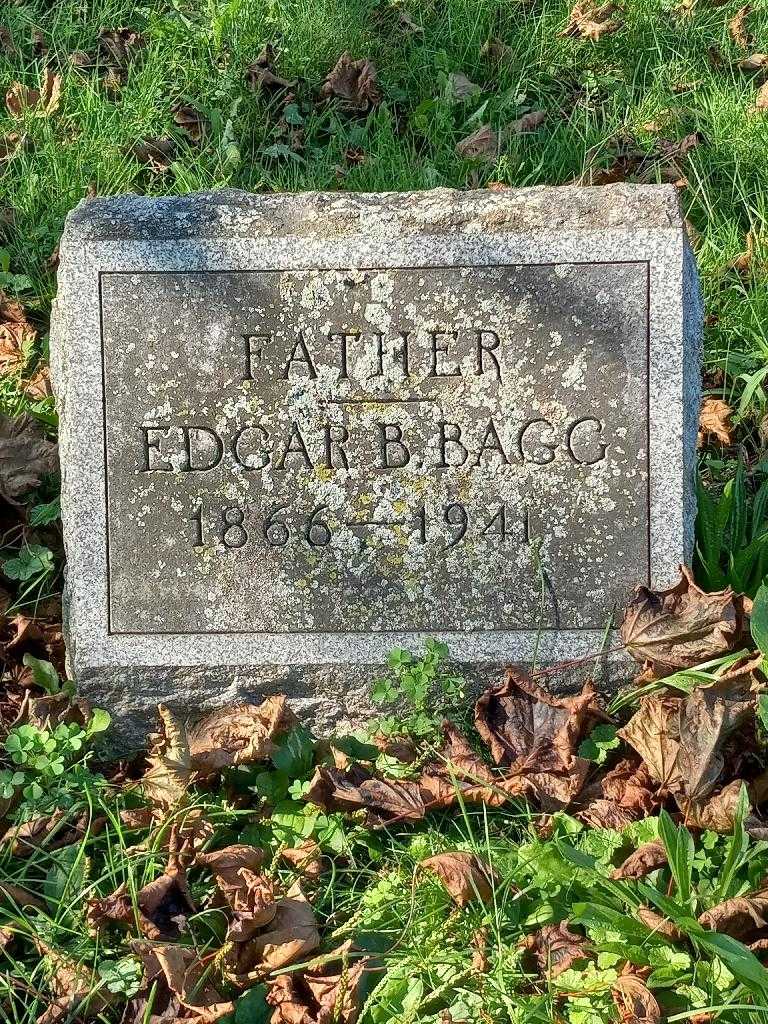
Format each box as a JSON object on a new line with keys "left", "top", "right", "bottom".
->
{"left": 752, "top": 583, "right": 768, "bottom": 658}
{"left": 22, "top": 653, "right": 60, "bottom": 694}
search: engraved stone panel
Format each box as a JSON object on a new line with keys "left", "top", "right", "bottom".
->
{"left": 101, "top": 264, "right": 649, "bottom": 636}
{"left": 51, "top": 185, "right": 701, "bottom": 743}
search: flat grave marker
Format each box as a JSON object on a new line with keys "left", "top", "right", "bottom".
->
{"left": 52, "top": 185, "right": 701, "bottom": 738}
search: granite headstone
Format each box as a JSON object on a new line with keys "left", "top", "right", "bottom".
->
{"left": 51, "top": 185, "right": 701, "bottom": 742}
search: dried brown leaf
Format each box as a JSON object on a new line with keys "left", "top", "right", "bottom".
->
{"left": 456, "top": 124, "right": 498, "bottom": 161}
{"left": 321, "top": 52, "right": 381, "bottom": 110}
{"left": 2, "top": 809, "right": 103, "bottom": 857}
{"left": 245, "top": 41, "right": 295, "bottom": 92}
{"left": 132, "top": 941, "right": 232, "bottom": 1018}
{"left": 0, "top": 133, "right": 24, "bottom": 164}
{"left": 130, "top": 137, "right": 175, "bottom": 173}
{"left": 0, "top": 291, "right": 35, "bottom": 379}
{"left": 676, "top": 671, "right": 754, "bottom": 802}
{"left": 699, "top": 887, "right": 768, "bottom": 940}
{"left": 281, "top": 839, "right": 324, "bottom": 877}
{"left": 523, "top": 921, "right": 589, "bottom": 977}
{"left": 699, "top": 397, "right": 734, "bottom": 444}
{"left": 0, "top": 412, "right": 58, "bottom": 505}
{"left": 611, "top": 841, "right": 668, "bottom": 880}
{"left": 474, "top": 672, "right": 604, "bottom": 808}
{"left": 560, "top": 1, "right": 622, "bottom": 41}
{"left": 141, "top": 704, "right": 191, "bottom": 809}
{"left": 637, "top": 906, "right": 685, "bottom": 942}
{"left": 755, "top": 81, "right": 768, "bottom": 112}
{"left": 88, "top": 853, "right": 195, "bottom": 940}
{"left": 729, "top": 5, "right": 753, "bottom": 49}
{"left": 421, "top": 851, "right": 497, "bottom": 907}
{"left": 0, "top": 881, "right": 45, "bottom": 911}
{"left": 612, "top": 974, "right": 661, "bottom": 1023}
{"left": 618, "top": 696, "right": 682, "bottom": 789}
{"left": 5, "top": 69, "right": 61, "bottom": 117}
{"left": 267, "top": 941, "right": 367, "bottom": 1024}
{"left": 197, "top": 844, "right": 275, "bottom": 940}
{"left": 305, "top": 763, "right": 428, "bottom": 825}
{"left": 35, "top": 939, "right": 115, "bottom": 1024}
{"left": 620, "top": 565, "right": 746, "bottom": 672}
{"left": 507, "top": 110, "right": 547, "bottom": 134}
{"left": 229, "top": 882, "right": 320, "bottom": 979}
{"left": 188, "top": 695, "right": 297, "bottom": 775}
{"left": 98, "top": 27, "right": 145, "bottom": 67}
{"left": 739, "top": 53, "right": 768, "bottom": 71}
{"left": 172, "top": 103, "right": 208, "bottom": 143}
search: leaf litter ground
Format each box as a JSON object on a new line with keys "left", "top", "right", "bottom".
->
{"left": 2, "top": 571, "right": 768, "bottom": 1021}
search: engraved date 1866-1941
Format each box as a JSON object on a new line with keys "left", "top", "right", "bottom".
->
{"left": 188, "top": 501, "right": 533, "bottom": 553}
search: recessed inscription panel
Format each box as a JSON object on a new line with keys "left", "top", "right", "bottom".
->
{"left": 100, "top": 264, "right": 649, "bottom": 635}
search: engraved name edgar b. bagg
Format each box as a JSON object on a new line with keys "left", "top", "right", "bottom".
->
{"left": 100, "top": 262, "right": 650, "bottom": 636}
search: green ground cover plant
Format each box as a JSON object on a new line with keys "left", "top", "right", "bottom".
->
{"left": 2, "top": 1, "right": 768, "bottom": 1021}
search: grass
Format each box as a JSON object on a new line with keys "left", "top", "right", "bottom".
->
{"left": 1, "top": 0, "right": 768, "bottom": 561}
{"left": 3, "top": 2, "right": 768, "bottom": 1021}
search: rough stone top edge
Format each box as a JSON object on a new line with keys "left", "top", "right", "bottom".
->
{"left": 60, "top": 183, "right": 685, "bottom": 245}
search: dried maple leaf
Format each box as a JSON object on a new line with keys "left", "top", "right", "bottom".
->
{"left": 267, "top": 941, "right": 368, "bottom": 1024}
{"left": 620, "top": 566, "right": 747, "bottom": 673}
{"left": 474, "top": 672, "right": 605, "bottom": 808}
{"left": 5, "top": 69, "right": 61, "bottom": 117}
{"left": 618, "top": 695, "right": 682, "bottom": 790}
{"left": 421, "top": 851, "right": 497, "bottom": 907}
{"left": 612, "top": 974, "right": 661, "bottom": 1023}
{"left": 188, "top": 695, "right": 297, "bottom": 775}
{"left": 729, "top": 5, "right": 753, "bottom": 49}
{"left": 172, "top": 103, "right": 208, "bottom": 143}
{"left": 560, "top": 1, "right": 622, "bottom": 41}
{"left": 141, "top": 704, "right": 191, "bottom": 809}
{"left": 197, "top": 844, "right": 275, "bottom": 940}
{"left": 699, "top": 397, "right": 734, "bottom": 445}
{"left": 0, "top": 413, "right": 58, "bottom": 505}
{"left": 611, "top": 841, "right": 668, "bottom": 880}
{"left": 130, "top": 137, "right": 176, "bottom": 173}
{"left": 676, "top": 672, "right": 754, "bottom": 803}
{"left": 699, "top": 886, "right": 768, "bottom": 940}
{"left": 456, "top": 124, "right": 498, "bottom": 161}
{"left": 132, "top": 941, "right": 232, "bottom": 1018}
{"left": 305, "top": 763, "right": 428, "bottom": 825}
{"left": 227, "top": 882, "right": 321, "bottom": 981}
{"left": 321, "top": 52, "right": 381, "bottom": 110}
{"left": 522, "top": 921, "right": 589, "bottom": 977}
{"left": 507, "top": 110, "right": 547, "bottom": 134}
{"left": 98, "top": 26, "right": 145, "bottom": 66}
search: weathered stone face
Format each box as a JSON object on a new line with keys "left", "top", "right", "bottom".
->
{"left": 52, "top": 185, "right": 701, "bottom": 743}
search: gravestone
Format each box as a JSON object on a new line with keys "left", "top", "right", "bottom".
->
{"left": 51, "top": 185, "right": 701, "bottom": 742}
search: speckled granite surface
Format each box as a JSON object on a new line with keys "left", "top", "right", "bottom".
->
{"left": 51, "top": 185, "right": 701, "bottom": 748}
